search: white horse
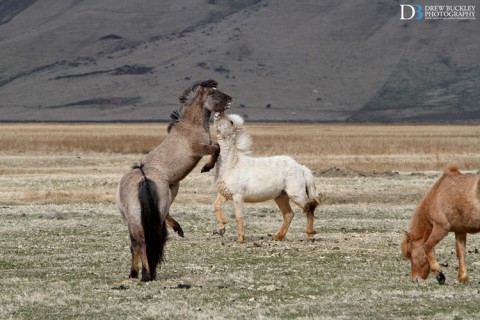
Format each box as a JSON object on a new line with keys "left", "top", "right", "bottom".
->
{"left": 213, "top": 113, "right": 321, "bottom": 242}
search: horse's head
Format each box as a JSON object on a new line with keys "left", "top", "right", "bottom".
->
{"left": 401, "top": 232, "right": 430, "bottom": 282}
{"left": 214, "top": 112, "right": 243, "bottom": 138}
{"left": 180, "top": 80, "right": 232, "bottom": 113}
{"left": 214, "top": 113, "right": 252, "bottom": 153}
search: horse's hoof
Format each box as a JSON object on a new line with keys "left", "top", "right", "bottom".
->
{"left": 201, "top": 166, "right": 212, "bottom": 173}
{"left": 141, "top": 275, "right": 154, "bottom": 282}
{"left": 218, "top": 228, "right": 225, "bottom": 236}
{"left": 436, "top": 272, "right": 446, "bottom": 285}
{"left": 129, "top": 269, "right": 139, "bottom": 279}
{"left": 173, "top": 224, "right": 184, "bottom": 238}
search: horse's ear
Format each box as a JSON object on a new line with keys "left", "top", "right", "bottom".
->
{"left": 199, "top": 80, "right": 218, "bottom": 88}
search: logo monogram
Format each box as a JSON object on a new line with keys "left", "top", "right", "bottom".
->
{"left": 400, "top": 4, "right": 424, "bottom": 20}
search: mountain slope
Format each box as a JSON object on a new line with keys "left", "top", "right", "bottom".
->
{"left": 0, "top": 0, "right": 478, "bottom": 122}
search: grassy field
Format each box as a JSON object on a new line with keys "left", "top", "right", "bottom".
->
{"left": 1, "top": 124, "right": 480, "bottom": 319}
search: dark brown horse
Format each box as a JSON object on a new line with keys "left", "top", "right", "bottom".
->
{"left": 402, "top": 165, "right": 480, "bottom": 284}
{"left": 116, "top": 80, "right": 232, "bottom": 281}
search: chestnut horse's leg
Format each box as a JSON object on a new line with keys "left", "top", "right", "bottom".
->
{"left": 274, "top": 192, "right": 294, "bottom": 241}
{"left": 213, "top": 193, "right": 228, "bottom": 235}
{"left": 455, "top": 232, "right": 469, "bottom": 283}
{"left": 232, "top": 194, "right": 245, "bottom": 242}
{"left": 424, "top": 224, "right": 449, "bottom": 284}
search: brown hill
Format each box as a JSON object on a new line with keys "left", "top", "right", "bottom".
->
{"left": 0, "top": 0, "right": 479, "bottom": 122}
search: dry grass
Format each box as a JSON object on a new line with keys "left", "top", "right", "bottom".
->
{"left": 1, "top": 123, "right": 480, "bottom": 319}
{"left": 1, "top": 123, "right": 480, "bottom": 171}
{"left": 0, "top": 124, "right": 165, "bottom": 155}
{"left": 247, "top": 124, "right": 480, "bottom": 171}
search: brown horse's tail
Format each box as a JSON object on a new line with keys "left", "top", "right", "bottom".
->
{"left": 136, "top": 165, "right": 167, "bottom": 281}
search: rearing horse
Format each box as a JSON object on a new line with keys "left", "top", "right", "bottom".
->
{"left": 117, "top": 80, "right": 232, "bottom": 281}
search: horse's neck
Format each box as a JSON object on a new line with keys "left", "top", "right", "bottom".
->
{"left": 408, "top": 206, "right": 429, "bottom": 241}
{"left": 217, "top": 139, "right": 239, "bottom": 173}
{"left": 182, "top": 104, "right": 211, "bottom": 132}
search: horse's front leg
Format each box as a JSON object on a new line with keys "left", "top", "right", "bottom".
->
{"left": 424, "top": 224, "right": 449, "bottom": 284}
{"left": 165, "top": 215, "right": 183, "bottom": 237}
{"left": 213, "top": 193, "right": 227, "bottom": 235}
{"left": 233, "top": 194, "right": 245, "bottom": 242}
{"left": 165, "top": 182, "right": 184, "bottom": 237}
{"left": 455, "top": 232, "right": 469, "bottom": 284}
{"left": 192, "top": 142, "right": 219, "bottom": 173}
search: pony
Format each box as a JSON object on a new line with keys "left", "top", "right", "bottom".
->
{"left": 212, "top": 113, "right": 321, "bottom": 242}
{"left": 401, "top": 165, "right": 480, "bottom": 284}
{"left": 117, "top": 80, "right": 232, "bottom": 281}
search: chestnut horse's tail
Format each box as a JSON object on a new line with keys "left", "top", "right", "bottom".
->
{"left": 136, "top": 165, "right": 167, "bottom": 280}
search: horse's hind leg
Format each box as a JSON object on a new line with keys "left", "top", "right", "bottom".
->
{"left": 129, "top": 226, "right": 153, "bottom": 281}
{"left": 233, "top": 194, "right": 245, "bottom": 242}
{"left": 129, "top": 233, "right": 140, "bottom": 278}
{"left": 274, "top": 192, "right": 294, "bottom": 241}
{"left": 214, "top": 193, "right": 228, "bottom": 235}
{"left": 305, "top": 200, "right": 317, "bottom": 240}
{"left": 289, "top": 194, "right": 316, "bottom": 240}
{"left": 139, "top": 242, "right": 153, "bottom": 281}
{"left": 455, "top": 232, "right": 469, "bottom": 284}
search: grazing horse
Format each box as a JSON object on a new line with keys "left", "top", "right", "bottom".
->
{"left": 117, "top": 80, "right": 232, "bottom": 281}
{"left": 212, "top": 113, "right": 321, "bottom": 242}
{"left": 402, "top": 165, "right": 480, "bottom": 284}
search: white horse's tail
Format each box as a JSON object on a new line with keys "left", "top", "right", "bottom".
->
{"left": 302, "top": 165, "right": 321, "bottom": 206}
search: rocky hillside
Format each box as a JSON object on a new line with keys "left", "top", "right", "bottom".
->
{"left": 0, "top": 0, "right": 478, "bottom": 122}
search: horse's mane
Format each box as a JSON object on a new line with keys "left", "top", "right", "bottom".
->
{"left": 227, "top": 114, "right": 252, "bottom": 155}
{"left": 168, "top": 80, "right": 218, "bottom": 133}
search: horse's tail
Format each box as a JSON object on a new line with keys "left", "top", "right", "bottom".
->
{"left": 301, "top": 165, "right": 321, "bottom": 210}
{"left": 135, "top": 164, "right": 167, "bottom": 280}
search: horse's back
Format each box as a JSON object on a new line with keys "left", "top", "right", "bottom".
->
{"left": 226, "top": 155, "right": 307, "bottom": 202}
{"left": 424, "top": 169, "right": 480, "bottom": 232}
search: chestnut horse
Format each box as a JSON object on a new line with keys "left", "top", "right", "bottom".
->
{"left": 401, "top": 165, "right": 480, "bottom": 284}
{"left": 117, "top": 80, "right": 232, "bottom": 281}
